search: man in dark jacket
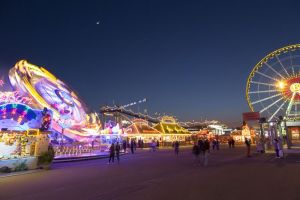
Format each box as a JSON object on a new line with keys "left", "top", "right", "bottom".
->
{"left": 198, "top": 139, "right": 204, "bottom": 155}
{"left": 130, "top": 139, "right": 135, "bottom": 154}
{"left": 232, "top": 139, "right": 235, "bottom": 148}
{"left": 203, "top": 139, "right": 210, "bottom": 166}
{"left": 174, "top": 141, "right": 179, "bottom": 156}
{"left": 245, "top": 138, "right": 251, "bottom": 157}
{"left": 122, "top": 140, "right": 127, "bottom": 153}
{"left": 204, "top": 139, "right": 210, "bottom": 152}
{"left": 192, "top": 142, "right": 200, "bottom": 165}
{"left": 115, "top": 142, "right": 121, "bottom": 163}
{"left": 108, "top": 143, "right": 115, "bottom": 164}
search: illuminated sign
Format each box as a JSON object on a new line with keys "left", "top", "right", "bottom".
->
{"left": 242, "top": 112, "right": 260, "bottom": 121}
{"left": 290, "top": 83, "right": 300, "bottom": 93}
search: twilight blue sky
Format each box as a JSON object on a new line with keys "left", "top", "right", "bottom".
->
{"left": 1, "top": 0, "right": 300, "bottom": 126}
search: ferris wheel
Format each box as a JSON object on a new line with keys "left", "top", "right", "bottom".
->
{"left": 246, "top": 44, "right": 300, "bottom": 122}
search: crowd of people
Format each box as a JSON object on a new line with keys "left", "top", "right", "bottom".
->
{"left": 192, "top": 139, "right": 210, "bottom": 166}
{"left": 108, "top": 142, "right": 121, "bottom": 164}
{"left": 228, "top": 138, "right": 235, "bottom": 148}
{"left": 107, "top": 139, "right": 161, "bottom": 164}
{"left": 107, "top": 136, "right": 284, "bottom": 165}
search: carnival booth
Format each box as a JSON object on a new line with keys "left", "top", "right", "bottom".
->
{"left": 230, "top": 124, "right": 257, "bottom": 144}
{"left": 97, "top": 120, "right": 123, "bottom": 151}
{"left": 194, "top": 129, "right": 211, "bottom": 139}
{"left": 229, "top": 130, "right": 243, "bottom": 143}
{"left": 124, "top": 119, "right": 161, "bottom": 146}
{"left": 153, "top": 116, "right": 192, "bottom": 145}
{"left": 0, "top": 102, "right": 52, "bottom": 171}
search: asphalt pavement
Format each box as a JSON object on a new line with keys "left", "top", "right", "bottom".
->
{"left": 1, "top": 145, "right": 300, "bottom": 200}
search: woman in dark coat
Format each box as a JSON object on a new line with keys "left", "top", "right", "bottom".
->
{"left": 108, "top": 143, "right": 115, "bottom": 164}
{"left": 115, "top": 142, "right": 121, "bottom": 163}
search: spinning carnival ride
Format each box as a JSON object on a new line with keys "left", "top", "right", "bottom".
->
{"left": 9, "top": 60, "right": 100, "bottom": 141}
{"left": 246, "top": 44, "right": 300, "bottom": 122}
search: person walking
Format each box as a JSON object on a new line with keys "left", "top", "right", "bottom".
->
{"left": 256, "top": 138, "right": 264, "bottom": 153}
{"left": 108, "top": 143, "right": 115, "bottom": 164}
{"left": 91, "top": 140, "right": 95, "bottom": 150}
{"left": 133, "top": 140, "right": 137, "bottom": 151}
{"left": 156, "top": 140, "right": 160, "bottom": 149}
{"left": 174, "top": 141, "right": 179, "bottom": 156}
{"left": 151, "top": 140, "right": 156, "bottom": 152}
{"left": 203, "top": 139, "right": 210, "bottom": 166}
{"left": 212, "top": 139, "right": 217, "bottom": 150}
{"left": 122, "top": 140, "right": 127, "bottom": 153}
{"left": 130, "top": 139, "right": 135, "bottom": 154}
{"left": 192, "top": 142, "right": 200, "bottom": 165}
{"left": 232, "top": 138, "right": 235, "bottom": 148}
{"left": 228, "top": 139, "right": 232, "bottom": 148}
{"left": 216, "top": 139, "right": 220, "bottom": 150}
{"left": 198, "top": 139, "right": 204, "bottom": 148}
{"left": 198, "top": 139, "right": 205, "bottom": 159}
{"left": 115, "top": 142, "right": 121, "bottom": 163}
{"left": 245, "top": 138, "right": 251, "bottom": 157}
{"left": 274, "top": 139, "right": 280, "bottom": 158}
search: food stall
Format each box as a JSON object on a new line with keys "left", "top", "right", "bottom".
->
{"left": 0, "top": 102, "right": 52, "bottom": 172}
{"left": 124, "top": 119, "right": 161, "bottom": 146}
{"left": 0, "top": 129, "right": 50, "bottom": 171}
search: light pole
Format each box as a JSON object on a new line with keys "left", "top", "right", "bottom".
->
{"left": 259, "top": 117, "right": 266, "bottom": 153}
{"left": 277, "top": 116, "right": 284, "bottom": 150}
{"left": 283, "top": 117, "right": 292, "bottom": 149}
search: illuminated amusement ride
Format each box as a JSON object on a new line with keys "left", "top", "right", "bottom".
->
{"left": 0, "top": 60, "right": 104, "bottom": 168}
{"left": 9, "top": 60, "right": 101, "bottom": 141}
{"left": 246, "top": 44, "right": 300, "bottom": 122}
{"left": 246, "top": 44, "right": 300, "bottom": 146}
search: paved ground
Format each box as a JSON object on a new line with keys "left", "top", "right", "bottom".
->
{"left": 1, "top": 145, "right": 300, "bottom": 200}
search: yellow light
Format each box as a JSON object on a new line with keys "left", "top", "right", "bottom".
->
{"left": 277, "top": 81, "right": 286, "bottom": 89}
{"left": 290, "top": 83, "right": 300, "bottom": 93}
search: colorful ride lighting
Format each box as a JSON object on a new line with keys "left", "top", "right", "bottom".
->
{"left": 0, "top": 103, "right": 37, "bottom": 123}
{"left": 17, "top": 116, "right": 23, "bottom": 123}
{"left": 290, "top": 83, "right": 300, "bottom": 93}
{"left": 276, "top": 81, "right": 286, "bottom": 90}
{"left": 0, "top": 80, "right": 4, "bottom": 87}
{"left": 6, "top": 60, "right": 103, "bottom": 140}
{"left": 277, "top": 77, "right": 300, "bottom": 101}
{"left": 246, "top": 44, "right": 300, "bottom": 120}
{"left": 11, "top": 108, "right": 17, "bottom": 115}
{"left": 9, "top": 59, "right": 87, "bottom": 130}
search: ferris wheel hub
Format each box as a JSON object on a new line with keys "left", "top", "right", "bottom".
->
{"left": 276, "top": 77, "right": 300, "bottom": 101}
{"left": 290, "top": 83, "right": 300, "bottom": 93}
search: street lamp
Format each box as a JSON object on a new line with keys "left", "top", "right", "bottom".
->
{"left": 279, "top": 116, "right": 291, "bottom": 149}
{"left": 259, "top": 117, "right": 266, "bottom": 153}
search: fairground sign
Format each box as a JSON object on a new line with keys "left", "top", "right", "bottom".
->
{"left": 243, "top": 112, "right": 260, "bottom": 121}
